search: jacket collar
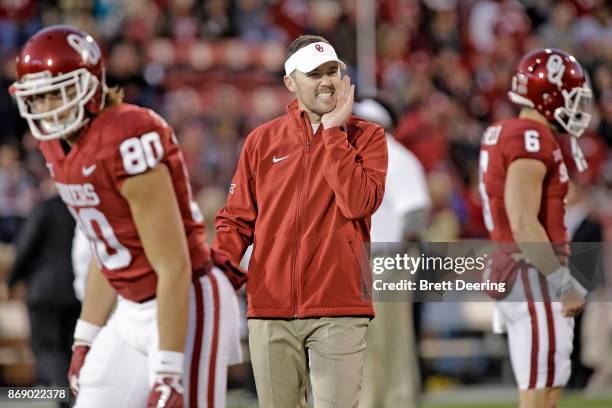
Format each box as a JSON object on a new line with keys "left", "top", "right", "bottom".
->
{"left": 287, "top": 99, "right": 304, "bottom": 118}
{"left": 287, "top": 99, "right": 310, "bottom": 130}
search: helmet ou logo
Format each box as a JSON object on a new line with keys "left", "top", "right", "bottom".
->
{"left": 67, "top": 34, "right": 101, "bottom": 65}
{"left": 546, "top": 54, "right": 565, "bottom": 88}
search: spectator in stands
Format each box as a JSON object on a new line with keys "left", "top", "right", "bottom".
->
{"left": 395, "top": 92, "right": 450, "bottom": 173}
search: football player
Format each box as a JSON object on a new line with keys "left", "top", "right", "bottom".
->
{"left": 479, "top": 48, "right": 591, "bottom": 408}
{"left": 10, "top": 25, "right": 243, "bottom": 408}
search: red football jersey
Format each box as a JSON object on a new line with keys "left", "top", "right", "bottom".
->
{"left": 479, "top": 118, "right": 569, "bottom": 292}
{"left": 479, "top": 118, "right": 569, "bottom": 244}
{"left": 40, "top": 104, "right": 210, "bottom": 302}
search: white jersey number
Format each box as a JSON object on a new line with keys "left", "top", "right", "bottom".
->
{"left": 478, "top": 150, "right": 494, "bottom": 232}
{"left": 71, "top": 208, "right": 132, "bottom": 270}
{"left": 524, "top": 130, "right": 540, "bottom": 152}
{"left": 120, "top": 132, "right": 164, "bottom": 175}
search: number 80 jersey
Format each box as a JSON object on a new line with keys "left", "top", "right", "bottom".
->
{"left": 478, "top": 118, "right": 569, "bottom": 245}
{"left": 40, "top": 103, "right": 210, "bottom": 302}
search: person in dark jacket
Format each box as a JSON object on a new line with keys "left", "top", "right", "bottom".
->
{"left": 6, "top": 179, "right": 80, "bottom": 396}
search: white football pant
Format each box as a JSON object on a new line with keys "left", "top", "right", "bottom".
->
{"left": 495, "top": 267, "right": 574, "bottom": 390}
{"left": 75, "top": 267, "right": 242, "bottom": 407}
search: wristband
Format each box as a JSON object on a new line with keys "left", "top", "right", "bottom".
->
{"left": 74, "top": 319, "right": 102, "bottom": 345}
{"left": 568, "top": 275, "right": 588, "bottom": 299}
{"left": 156, "top": 350, "right": 184, "bottom": 375}
{"left": 546, "top": 266, "right": 571, "bottom": 294}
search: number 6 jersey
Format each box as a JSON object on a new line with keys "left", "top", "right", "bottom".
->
{"left": 40, "top": 103, "right": 210, "bottom": 302}
{"left": 479, "top": 118, "right": 570, "bottom": 294}
{"left": 479, "top": 117, "right": 569, "bottom": 245}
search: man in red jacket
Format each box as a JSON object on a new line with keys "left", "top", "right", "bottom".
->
{"left": 214, "top": 35, "right": 387, "bottom": 407}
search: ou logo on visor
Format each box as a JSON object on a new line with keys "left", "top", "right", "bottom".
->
{"left": 67, "top": 33, "right": 101, "bottom": 65}
{"left": 315, "top": 44, "right": 324, "bottom": 52}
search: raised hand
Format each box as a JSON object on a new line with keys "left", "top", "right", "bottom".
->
{"left": 321, "top": 75, "right": 355, "bottom": 130}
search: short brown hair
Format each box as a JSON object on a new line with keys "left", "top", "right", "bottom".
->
{"left": 104, "top": 85, "right": 124, "bottom": 107}
{"left": 285, "top": 35, "right": 330, "bottom": 62}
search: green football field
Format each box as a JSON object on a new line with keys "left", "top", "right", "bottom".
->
{"left": 423, "top": 395, "right": 612, "bottom": 408}
{"left": 219, "top": 390, "right": 612, "bottom": 408}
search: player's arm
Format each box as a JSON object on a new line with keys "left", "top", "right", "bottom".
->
{"left": 69, "top": 257, "right": 116, "bottom": 395}
{"left": 321, "top": 76, "right": 387, "bottom": 220}
{"left": 122, "top": 162, "right": 189, "bottom": 406}
{"left": 120, "top": 163, "right": 191, "bottom": 355}
{"left": 79, "top": 257, "right": 117, "bottom": 325}
{"left": 505, "top": 158, "right": 561, "bottom": 275}
{"left": 505, "top": 158, "right": 585, "bottom": 314}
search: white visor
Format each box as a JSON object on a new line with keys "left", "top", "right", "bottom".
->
{"left": 284, "top": 42, "right": 346, "bottom": 76}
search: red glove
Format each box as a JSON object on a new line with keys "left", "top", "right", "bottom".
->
{"left": 147, "top": 374, "right": 184, "bottom": 408}
{"left": 67, "top": 320, "right": 101, "bottom": 396}
{"left": 68, "top": 342, "right": 90, "bottom": 396}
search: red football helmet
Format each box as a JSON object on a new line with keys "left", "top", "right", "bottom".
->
{"left": 10, "top": 25, "right": 106, "bottom": 141}
{"left": 508, "top": 48, "right": 592, "bottom": 170}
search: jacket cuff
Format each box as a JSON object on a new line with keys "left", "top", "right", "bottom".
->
{"left": 210, "top": 247, "right": 248, "bottom": 290}
{"left": 322, "top": 125, "right": 347, "bottom": 141}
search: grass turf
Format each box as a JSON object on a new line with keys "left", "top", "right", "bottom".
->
{"left": 423, "top": 395, "right": 612, "bottom": 408}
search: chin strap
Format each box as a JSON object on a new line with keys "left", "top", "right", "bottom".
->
{"left": 571, "top": 136, "right": 588, "bottom": 172}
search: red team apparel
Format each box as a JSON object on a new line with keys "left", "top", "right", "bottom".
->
{"left": 479, "top": 118, "right": 574, "bottom": 390}
{"left": 214, "top": 101, "right": 387, "bottom": 319}
{"left": 40, "top": 103, "right": 209, "bottom": 301}
{"left": 40, "top": 104, "right": 241, "bottom": 407}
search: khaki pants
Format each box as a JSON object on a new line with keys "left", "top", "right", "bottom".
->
{"left": 248, "top": 317, "right": 369, "bottom": 408}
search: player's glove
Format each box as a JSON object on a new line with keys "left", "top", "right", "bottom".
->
{"left": 147, "top": 350, "right": 184, "bottom": 408}
{"left": 147, "top": 374, "right": 184, "bottom": 408}
{"left": 68, "top": 319, "right": 101, "bottom": 396}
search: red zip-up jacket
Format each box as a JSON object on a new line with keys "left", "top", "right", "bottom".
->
{"left": 213, "top": 100, "right": 387, "bottom": 318}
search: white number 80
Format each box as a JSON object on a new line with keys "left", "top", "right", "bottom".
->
{"left": 70, "top": 207, "right": 132, "bottom": 270}
{"left": 120, "top": 132, "right": 164, "bottom": 175}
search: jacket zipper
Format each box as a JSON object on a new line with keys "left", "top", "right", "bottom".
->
{"left": 291, "top": 117, "right": 312, "bottom": 318}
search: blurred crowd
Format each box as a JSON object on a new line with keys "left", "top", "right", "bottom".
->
{"left": 0, "top": 0, "right": 611, "bottom": 395}
{"left": 0, "top": 0, "right": 611, "bottom": 246}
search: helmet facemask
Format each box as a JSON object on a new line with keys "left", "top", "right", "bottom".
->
{"left": 554, "top": 86, "right": 592, "bottom": 172}
{"left": 553, "top": 86, "right": 592, "bottom": 138}
{"left": 12, "top": 68, "right": 99, "bottom": 141}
